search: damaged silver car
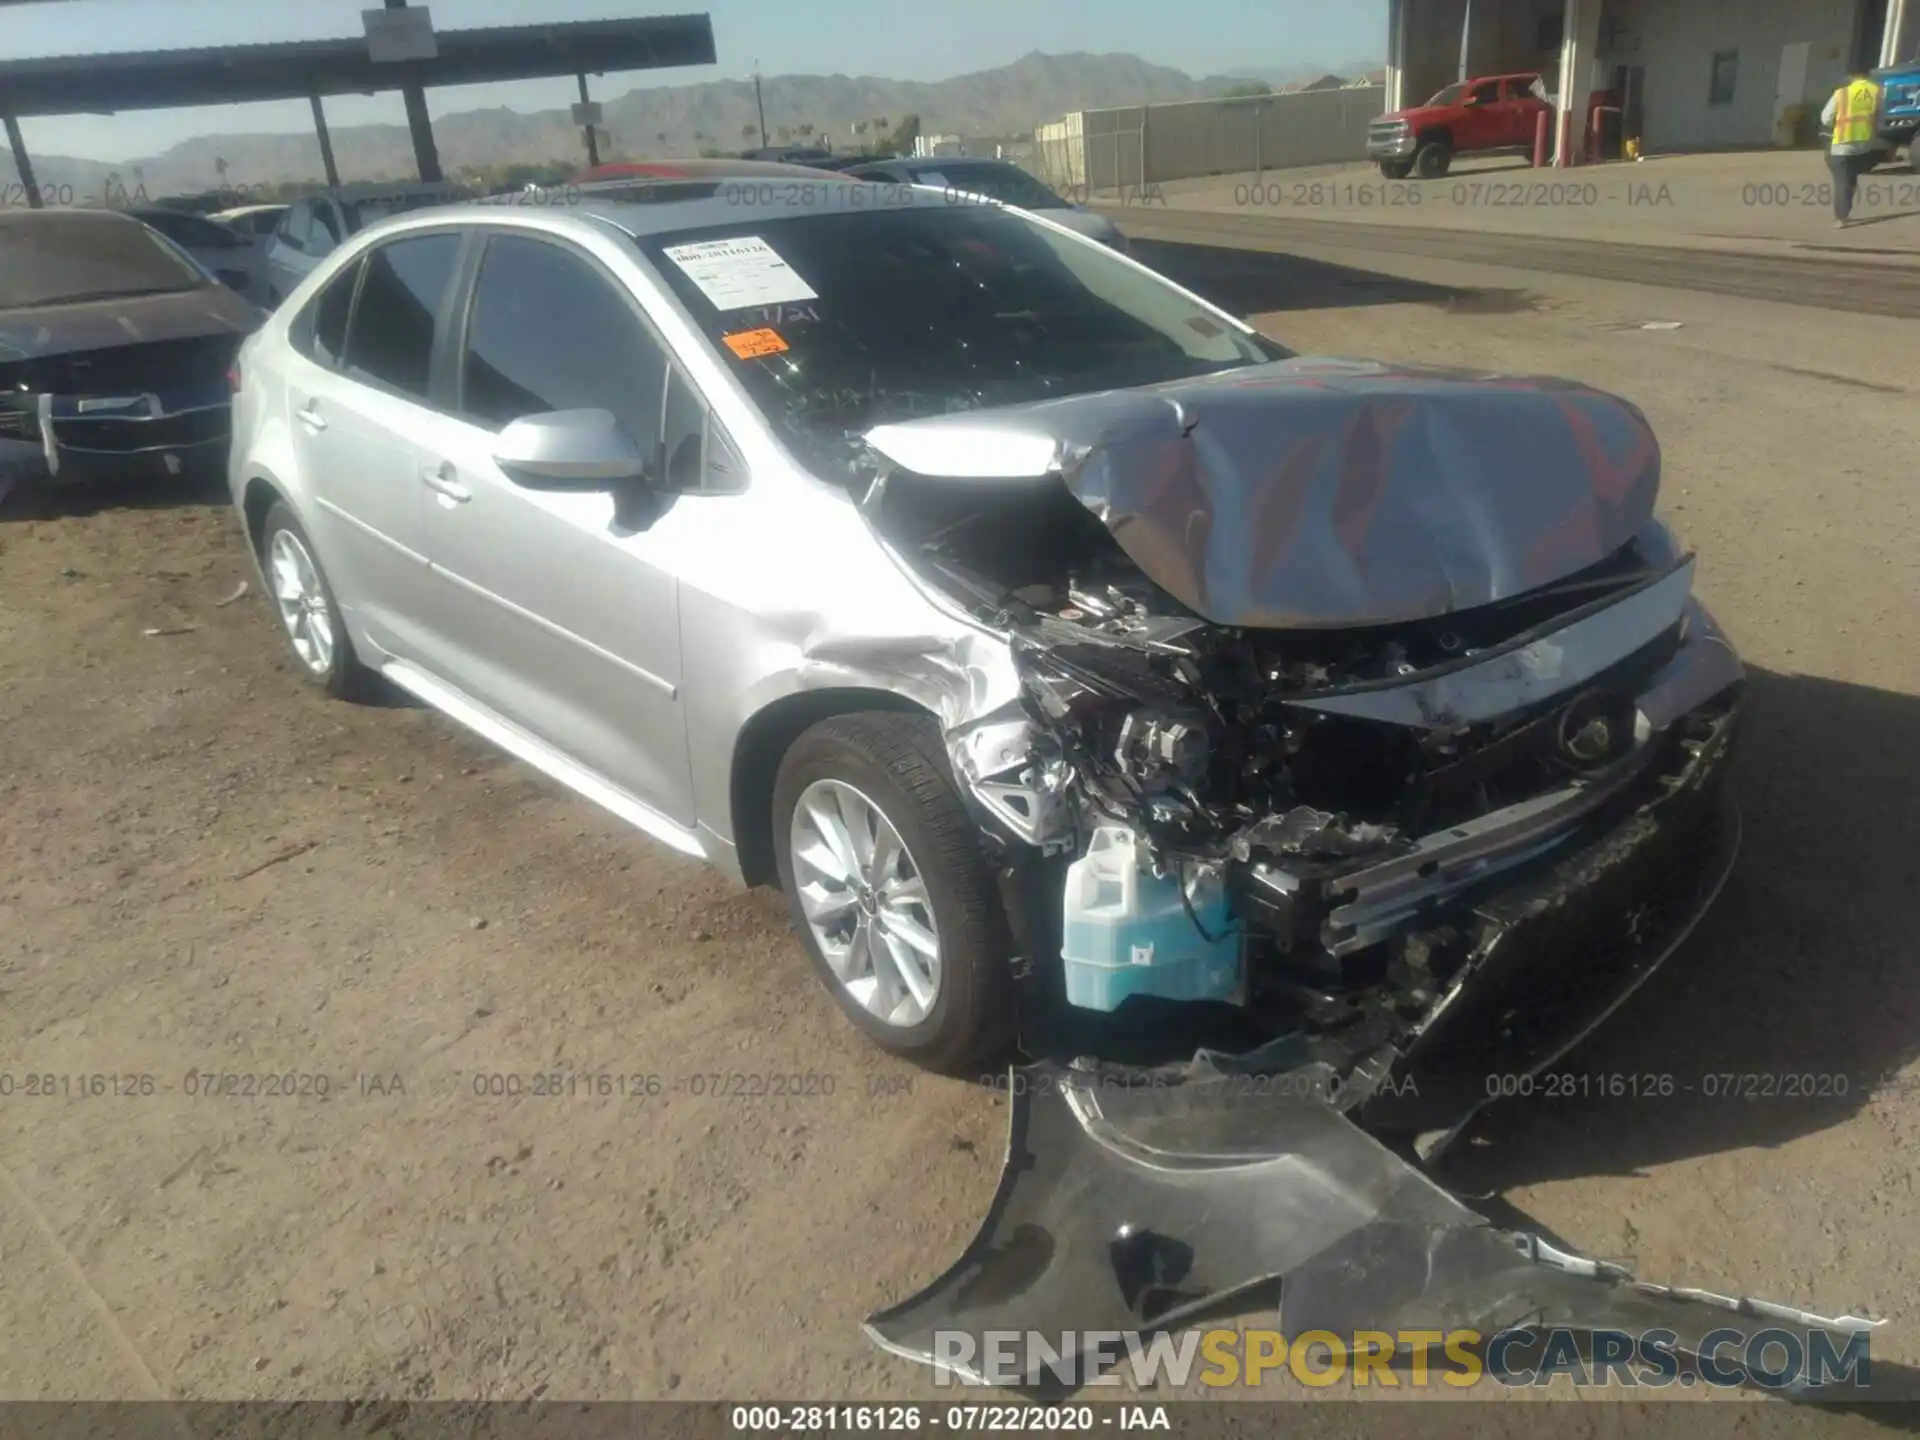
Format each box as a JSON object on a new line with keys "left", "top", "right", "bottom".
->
{"left": 230, "top": 179, "right": 1872, "bottom": 1385}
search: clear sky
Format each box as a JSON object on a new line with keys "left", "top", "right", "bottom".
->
{"left": 1, "top": 0, "right": 1385, "bottom": 162}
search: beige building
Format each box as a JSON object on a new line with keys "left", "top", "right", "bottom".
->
{"left": 1385, "top": 0, "right": 1919, "bottom": 161}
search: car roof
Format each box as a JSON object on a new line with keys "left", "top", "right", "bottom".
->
{"left": 885, "top": 156, "right": 1009, "bottom": 170}
{"left": 569, "top": 157, "right": 849, "bottom": 184}
{"left": 317, "top": 180, "right": 471, "bottom": 201}
{"left": 212, "top": 203, "right": 286, "bottom": 217}
{"left": 361, "top": 179, "right": 969, "bottom": 245}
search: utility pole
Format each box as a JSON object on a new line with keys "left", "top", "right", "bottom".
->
{"left": 753, "top": 62, "right": 768, "bottom": 149}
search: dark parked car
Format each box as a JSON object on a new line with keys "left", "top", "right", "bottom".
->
{"left": 126, "top": 206, "right": 255, "bottom": 294}
{"left": 0, "top": 209, "right": 261, "bottom": 502}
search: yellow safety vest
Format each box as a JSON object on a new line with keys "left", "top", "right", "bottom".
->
{"left": 1833, "top": 79, "right": 1880, "bottom": 148}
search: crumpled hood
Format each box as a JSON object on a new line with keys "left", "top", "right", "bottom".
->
{"left": 862, "top": 357, "right": 1662, "bottom": 630}
{"left": 0, "top": 286, "right": 261, "bottom": 366}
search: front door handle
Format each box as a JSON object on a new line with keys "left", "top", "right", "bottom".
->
{"left": 295, "top": 401, "right": 327, "bottom": 432}
{"left": 420, "top": 462, "right": 471, "bottom": 504}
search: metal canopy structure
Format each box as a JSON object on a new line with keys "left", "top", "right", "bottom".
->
{"left": 0, "top": 7, "right": 717, "bottom": 197}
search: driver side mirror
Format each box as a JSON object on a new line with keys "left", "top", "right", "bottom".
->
{"left": 493, "top": 408, "right": 655, "bottom": 491}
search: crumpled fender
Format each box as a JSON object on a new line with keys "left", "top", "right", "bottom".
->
{"left": 865, "top": 1062, "right": 1880, "bottom": 1394}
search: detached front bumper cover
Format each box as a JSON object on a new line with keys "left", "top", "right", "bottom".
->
{"left": 866, "top": 1062, "right": 1881, "bottom": 1394}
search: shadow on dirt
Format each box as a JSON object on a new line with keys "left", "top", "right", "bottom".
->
{"left": 1444, "top": 664, "right": 1920, "bottom": 1190}
{"left": 0, "top": 468, "right": 229, "bottom": 522}
{"left": 1125, "top": 237, "right": 1537, "bottom": 316}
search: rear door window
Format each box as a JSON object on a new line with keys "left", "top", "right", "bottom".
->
{"left": 455, "top": 232, "right": 669, "bottom": 448}
{"left": 340, "top": 232, "right": 462, "bottom": 402}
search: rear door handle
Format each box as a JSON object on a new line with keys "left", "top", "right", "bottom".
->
{"left": 420, "top": 462, "right": 471, "bottom": 504}
{"left": 295, "top": 401, "right": 326, "bottom": 432}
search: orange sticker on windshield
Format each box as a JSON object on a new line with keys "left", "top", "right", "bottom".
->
{"left": 723, "top": 327, "right": 789, "bottom": 359}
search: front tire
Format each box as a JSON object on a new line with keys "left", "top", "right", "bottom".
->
{"left": 773, "top": 712, "right": 1015, "bottom": 1073}
{"left": 258, "top": 500, "right": 376, "bottom": 700}
{"left": 1413, "top": 138, "right": 1453, "bottom": 179}
{"left": 1378, "top": 158, "right": 1414, "bottom": 180}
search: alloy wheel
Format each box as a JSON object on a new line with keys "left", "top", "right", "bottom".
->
{"left": 789, "top": 778, "right": 942, "bottom": 1027}
{"left": 268, "top": 528, "right": 336, "bottom": 676}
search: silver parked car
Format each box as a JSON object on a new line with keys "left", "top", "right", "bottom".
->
{"left": 228, "top": 178, "right": 1743, "bottom": 1100}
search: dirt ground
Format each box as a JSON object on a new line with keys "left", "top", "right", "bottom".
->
{"left": 2, "top": 224, "right": 1918, "bottom": 1419}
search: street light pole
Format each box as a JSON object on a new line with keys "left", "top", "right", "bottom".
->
{"left": 753, "top": 63, "right": 768, "bottom": 149}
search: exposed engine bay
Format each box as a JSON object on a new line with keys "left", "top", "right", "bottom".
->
{"left": 842, "top": 361, "right": 1846, "bottom": 1394}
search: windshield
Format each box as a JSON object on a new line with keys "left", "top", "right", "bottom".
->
{"left": 1427, "top": 83, "right": 1468, "bottom": 106}
{"left": 639, "top": 202, "right": 1288, "bottom": 478}
{"left": 0, "top": 212, "right": 207, "bottom": 309}
{"left": 907, "top": 162, "right": 1069, "bottom": 209}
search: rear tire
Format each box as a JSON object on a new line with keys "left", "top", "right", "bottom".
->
{"left": 773, "top": 711, "right": 1015, "bottom": 1074}
{"left": 1413, "top": 139, "right": 1453, "bottom": 179}
{"left": 1378, "top": 158, "right": 1414, "bottom": 180}
{"left": 258, "top": 500, "right": 377, "bottom": 701}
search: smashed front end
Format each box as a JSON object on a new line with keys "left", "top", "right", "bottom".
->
{"left": 862, "top": 359, "right": 1744, "bottom": 1135}
{"left": 852, "top": 360, "right": 1866, "bottom": 1387}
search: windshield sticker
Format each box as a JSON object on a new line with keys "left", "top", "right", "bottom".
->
{"left": 662, "top": 235, "right": 818, "bottom": 311}
{"left": 722, "top": 327, "right": 790, "bottom": 359}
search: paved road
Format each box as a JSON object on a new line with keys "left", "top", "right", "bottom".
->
{"left": 1105, "top": 205, "right": 1920, "bottom": 318}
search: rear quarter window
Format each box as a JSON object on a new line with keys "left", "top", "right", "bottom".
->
{"left": 340, "top": 233, "right": 462, "bottom": 401}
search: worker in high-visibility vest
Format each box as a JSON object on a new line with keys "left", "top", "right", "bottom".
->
{"left": 1821, "top": 68, "right": 1884, "bottom": 227}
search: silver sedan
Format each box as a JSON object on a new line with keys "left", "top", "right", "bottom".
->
{"left": 227, "top": 174, "right": 1744, "bottom": 1095}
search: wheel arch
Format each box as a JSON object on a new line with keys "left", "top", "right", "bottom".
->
{"left": 240, "top": 474, "right": 287, "bottom": 557}
{"left": 1416, "top": 126, "right": 1454, "bottom": 150}
{"left": 728, "top": 688, "right": 938, "bottom": 889}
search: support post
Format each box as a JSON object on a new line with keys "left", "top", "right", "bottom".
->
{"left": 576, "top": 73, "right": 599, "bottom": 168}
{"left": 1885, "top": 0, "right": 1915, "bottom": 66}
{"left": 1459, "top": 0, "right": 1474, "bottom": 83}
{"left": 400, "top": 83, "right": 441, "bottom": 182}
{"left": 1385, "top": 0, "right": 1407, "bottom": 113}
{"left": 3, "top": 112, "right": 40, "bottom": 207}
{"left": 1553, "top": 0, "right": 1601, "bottom": 167}
{"left": 386, "top": 0, "right": 441, "bottom": 183}
{"left": 309, "top": 92, "right": 341, "bottom": 187}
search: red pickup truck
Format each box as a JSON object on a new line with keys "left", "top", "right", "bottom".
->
{"left": 1367, "top": 73, "right": 1553, "bottom": 179}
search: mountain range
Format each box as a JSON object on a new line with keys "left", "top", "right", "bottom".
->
{"left": 2, "top": 50, "right": 1379, "bottom": 195}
